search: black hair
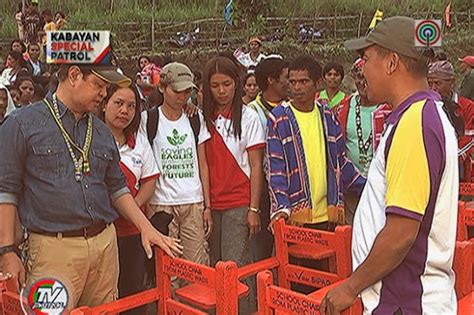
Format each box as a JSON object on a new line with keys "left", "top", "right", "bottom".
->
{"left": 243, "top": 72, "right": 256, "bottom": 86}
{"left": 14, "top": 76, "right": 35, "bottom": 101}
{"left": 151, "top": 55, "right": 163, "bottom": 67}
{"left": 33, "top": 82, "right": 46, "bottom": 99}
{"left": 193, "top": 69, "right": 203, "bottom": 86}
{"left": 254, "top": 58, "right": 289, "bottom": 91}
{"left": 57, "top": 65, "right": 93, "bottom": 81}
{"left": 203, "top": 56, "right": 243, "bottom": 139}
{"left": 434, "top": 52, "right": 448, "bottom": 62}
{"left": 288, "top": 55, "right": 322, "bottom": 83}
{"left": 248, "top": 65, "right": 257, "bottom": 72}
{"left": 138, "top": 55, "right": 151, "bottom": 69}
{"left": 147, "top": 89, "right": 164, "bottom": 109}
{"left": 42, "top": 9, "right": 53, "bottom": 18}
{"left": 55, "top": 11, "right": 66, "bottom": 19}
{"left": 323, "top": 62, "right": 344, "bottom": 80}
{"left": 10, "top": 39, "right": 26, "bottom": 54}
{"left": 7, "top": 50, "right": 26, "bottom": 69}
{"left": 28, "top": 42, "right": 41, "bottom": 50}
{"left": 101, "top": 84, "right": 142, "bottom": 140}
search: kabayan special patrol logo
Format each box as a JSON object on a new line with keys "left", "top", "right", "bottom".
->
{"left": 21, "top": 278, "right": 69, "bottom": 314}
{"left": 415, "top": 19, "right": 442, "bottom": 47}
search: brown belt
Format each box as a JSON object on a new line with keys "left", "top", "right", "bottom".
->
{"left": 31, "top": 222, "right": 109, "bottom": 239}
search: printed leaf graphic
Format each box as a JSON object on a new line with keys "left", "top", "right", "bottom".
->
{"left": 179, "top": 135, "right": 187, "bottom": 144}
{"left": 167, "top": 136, "right": 177, "bottom": 146}
{"left": 172, "top": 129, "right": 178, "bottom": 135}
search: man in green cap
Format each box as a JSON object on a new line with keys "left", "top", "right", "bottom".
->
{"left": 320, "top": 16, "right": 458, "bottom": 315}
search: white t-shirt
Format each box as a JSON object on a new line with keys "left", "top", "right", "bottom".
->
{"left": 118, "top": 132, "right": 159, "bottom": 195}
{"left": 139, "top": 108, "right": 211, "bottom": 205}
{"left": 242, "top": 53, "right": 266, "bottom": 69}
{"left": 352, "top": 92, "right": 458, "bottom": 314}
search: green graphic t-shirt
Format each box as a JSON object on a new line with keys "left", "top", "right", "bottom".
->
{"left": 142, "top": 107, "right": 211, "bottom": 205}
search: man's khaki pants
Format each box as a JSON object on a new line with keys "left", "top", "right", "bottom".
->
{"left": 26, "top": 224, "right": 119, "bottom": 310}
{"left": 148, "top": 203, "right": 209, "bottom": 266}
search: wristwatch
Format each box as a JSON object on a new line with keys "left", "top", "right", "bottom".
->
{"left": 0, "top": 244, "right": 16, "bottom": 256}
{"left": 248, "top": 206, "right": 261, "bottom": 214}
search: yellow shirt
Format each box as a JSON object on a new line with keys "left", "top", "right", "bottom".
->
{"left": 290, "top": 103, "right": 328, "bottom": 224}
{"left": 42, "top": 22, "right": 57, "bottom": 46}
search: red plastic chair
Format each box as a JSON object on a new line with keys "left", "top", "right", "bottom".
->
{"left": 453, "top": 241, "right": 474, "bottom": 314}
{"left": 457, "top": 201, "right": 474, "bottom": 242}
{"left": 254, "top": 219, "right": 362, "bottom": 314}
{"left": 158, "top": 249, "right": 248, "bottom": 314}
{"left": 459, "top": 182, "right": 474, "bottom": 199}
{"left": 257, "top": 270, "right": 362, "bottom": 315}
{"left": 72, "top": 247, "right": 243, "bottom": 315}
{"left": 0, "top": 276, "right": 24, "bottom": 315}
{"left": 273, "top": 219, "right": 352, "bottom": 290}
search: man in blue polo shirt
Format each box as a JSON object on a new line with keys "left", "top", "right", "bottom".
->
{"left": 0, "top": 44, "right": 182, "bottom": 310}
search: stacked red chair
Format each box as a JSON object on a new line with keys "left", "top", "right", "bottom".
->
{"left": 255, "top": 219, "right": 362, "bottom": 314}
{"left": 453, "top": 241, "right": 473, "bottom": 314}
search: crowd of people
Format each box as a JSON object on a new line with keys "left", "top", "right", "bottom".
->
{"left": 0, "top": 8, "right": 473, "bottom": 315}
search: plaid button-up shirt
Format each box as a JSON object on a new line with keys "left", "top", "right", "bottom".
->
{"left": 266, "top": 100, "right": 366, "bottom": 219}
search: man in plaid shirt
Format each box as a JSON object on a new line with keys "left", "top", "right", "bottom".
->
{"left": 267, "top": 55, "right": 366, "bottom": 231}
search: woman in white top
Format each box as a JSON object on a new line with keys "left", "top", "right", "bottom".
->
{"left": 14, "top": 76, "right": 35, "bottom": 107}
{"left": 0, "top": 51, "right": 26, "bottom": 86}
{"left": 102, "top": 84, "right": 162, "bottom": 314}
{"left": 202, "top": 56, "right": 266, "bottom": 313}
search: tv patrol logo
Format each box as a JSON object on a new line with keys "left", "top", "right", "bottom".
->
{"left": 20, "top": 278, "right": 69, "bottom": 314}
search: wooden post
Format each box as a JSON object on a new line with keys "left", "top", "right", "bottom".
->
{"left": 151, "top": 0, "right": 155, "bottom": 50}
{"left": 357, "top": 12, "right": 363, "bottom": 37}
{"left": 469, "top": 9, "right": 472, "bottom": 30}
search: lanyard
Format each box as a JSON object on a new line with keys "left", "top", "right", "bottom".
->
{"left": 43, "top": 95, "right": 93, "bottom": 182}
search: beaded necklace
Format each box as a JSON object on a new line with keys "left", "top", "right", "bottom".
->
{"left": 43, "top": 94, "right": 93, "bottom": 182}
{"left": 354, "top": 95, "right": 372, "bottom": 166}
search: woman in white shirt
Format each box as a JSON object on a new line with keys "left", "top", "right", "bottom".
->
{"left": 1, "top": 51, "right": 26, "bottom": 86}
{"left": 102, "top": 84, "right": 161, "bottom": 314}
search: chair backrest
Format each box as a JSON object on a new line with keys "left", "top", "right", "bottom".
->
{"left": 457, "top": 201, "right": 474, "bottom": 241}
{"left": 257, "top": 270, "right": 356, "bottom": 315}
{"left": 452, "top": 241, "right": 473, "bottom": 299}
{"left": 70, "top": 247, "right": 217, "bottom": 315}
{"left": 70, "top": 288, "right": 161, "bottom": 314}
{"left": 156, "top": 248, "right": 239, "bottom": 315}
{"left": 460, "top": 182, "right": 474, "bottom": 197}
{"left": 0, "top": 276, "right": 25, "bottom": 315}
{"left": 273, "top": 219, "right": 352, "bottom": 290}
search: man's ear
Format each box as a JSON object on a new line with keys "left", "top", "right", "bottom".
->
{"left": 67, "top": 66, "right": 83, "bottom": 87}
{"left": 158, "top": 84, "right": 165, "bottom": 94}
{"left": 387, "top": 53, "right": 401, "bottom": 76}
{"left": 314, "top": 78, "right": 323, "bottom": 90}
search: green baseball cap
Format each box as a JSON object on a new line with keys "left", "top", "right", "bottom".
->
{"left": 160, "top": 62, "right": 196, "bottom": 92}
{"left": 344, "top": 16, "right": 422, "bottom": 59}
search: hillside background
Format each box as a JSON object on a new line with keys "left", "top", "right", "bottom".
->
{"left": 1, "top": 0, "right": 472, "bottom": 79}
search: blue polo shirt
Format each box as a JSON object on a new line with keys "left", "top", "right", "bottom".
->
{"left": 0, "top": 95, "right": 129, "bottom": 232}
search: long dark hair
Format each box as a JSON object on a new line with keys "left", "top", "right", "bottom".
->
{"left": 203, "top": 56, "right": 243, "bottom": 139}
{"left": 102, "top": 84, "right": 141, "bottom": 140}
{"left": 7, "top": 50, "right": 26, "bottom": 69}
